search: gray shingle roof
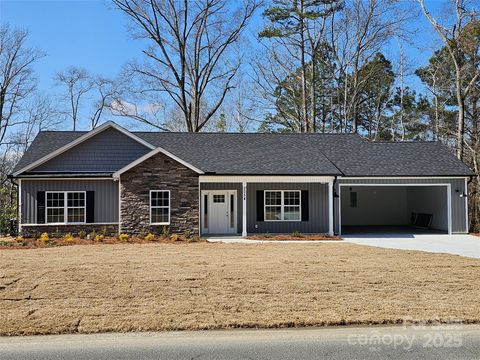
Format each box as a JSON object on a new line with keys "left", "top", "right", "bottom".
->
{"left": 12, "top": 128, "right": 474, "bottom": 177}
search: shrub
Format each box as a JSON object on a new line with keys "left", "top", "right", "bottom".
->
{"left": 162, "top": 226, "right": 170, "bottom": 238}
{"left": 15, "top": 236, "right": 24, "bottom": 243}
{"left": 100, "top": 226, "right": 108, "bottom": 237}
{"left": 52, "top": 228, "right": 61, "bottom": 239}
{"left": 118, "top": 233, "right": 129, "bottom": 242}
{"left": 170, "top": 233, "right": 179, "bottom": 242}
{"left": 139, "top": 228, "right": 148, "bottom": 238}
{"left": 183, "top": 229, "right": 192, "bottom": 239}
{"left": 94, "top": 234, "right": 104, "bottom": 242}
{"left": 144, "top": 233, "right": 155, "bottom": 242}
{"left": 188, "top": 235, "right": 201, "bottom": 243}
{"left": 263, "top": 233, "right": 273, "bottom": 238}
{"left": 39, "top": 233, "right": 49, "bottom": 242}
{"left": 64, "top": 233, "right": 74, "bottom": 242}
{"left": 89, "top": 230, "right": 97, "bottom": 240}
{"left": 78, "top": 230, "right": 86, "bottom": 239}
{"left": 29, "top": 230, "right": 39, "bottom": 240}
{"left": 291, "top": 231, "right": 303, "bottom": 238}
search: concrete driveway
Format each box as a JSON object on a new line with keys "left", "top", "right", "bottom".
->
{"left": 343, "top": 233, "right": 480, "bottom": 259}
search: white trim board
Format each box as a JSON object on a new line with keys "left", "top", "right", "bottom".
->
{"left": 114, "top": 147, "right": 204, "bottom": 177}
{"left": 338, "top": 176, "right": 469, "bottom": 180}
{"left": 338, "top": 183, "right": 452, "bottom": 235}
{"left": 18, "top": 177, "right": 115, "bottom": 181}
{"left": 22, "top": 222, "right": 119, "bottom": 227}
{"left": 12, "top": 122, "right": 155, "bottom": 177}
{"left": 199, "top": 176, "right": 334, "bottom": 183}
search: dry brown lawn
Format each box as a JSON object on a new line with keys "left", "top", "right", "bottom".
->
{"left": 1, "top": 242, "right": 480, "bottom": 335}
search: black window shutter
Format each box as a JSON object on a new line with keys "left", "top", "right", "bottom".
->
{"left": 37, "top": 191, "right": 46, "bottom": 224}
{"left": 301, "top": 190, "right": 309, "bottom": 221}
{"left": 256, "top": 190, "right": 264, "bottom": 222}
{"left": 86, "top": 191, "right": 95, "bottom": 223}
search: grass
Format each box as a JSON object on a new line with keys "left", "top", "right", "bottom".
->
{"left": 1, "top": 242, "right": 480, "bottom": 335}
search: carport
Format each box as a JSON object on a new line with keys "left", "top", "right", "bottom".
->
{"left": 339, "top": 184, "right": 451, "bottom": 235}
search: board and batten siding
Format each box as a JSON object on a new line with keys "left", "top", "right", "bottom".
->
{"left": 335, "top": 178, "right": 468, "bottom": 233}
{"left": 21, "top": 179, "right": 119, "bottom": 224}
{"left": 247, "top": 183, "right": 329, "bottom": 234}
{"left": 34, "top": 127, "right": 150, "bottom": 173}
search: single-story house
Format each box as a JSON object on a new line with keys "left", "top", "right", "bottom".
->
{"left": 9, "top": 121, "right": 474, "bottom": 236}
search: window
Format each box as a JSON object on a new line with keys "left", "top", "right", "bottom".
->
{"left": 264, "top": 190, "right": 301, "bottom": 221}
{"left": 230, "top": 194, "right": 235, "bottom": 228}
{"left": 204, "top": 194, "right": 208, "bottom": 228}
{"left": 213, "top": 194, "right": 225, "bottom": 203}
{"left": 46, "top": 191, "right": 85, "bottom": 224}
{"left": 150, "top": 190, "right": 170, "bottom": 225}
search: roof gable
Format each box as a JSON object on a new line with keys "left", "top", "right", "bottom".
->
{"left": 12, "top": 122, "right": 155, "bottom": 176}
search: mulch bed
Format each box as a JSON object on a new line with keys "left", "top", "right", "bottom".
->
{"left": 0, "top": 235, "right": 202, "bottom": 249}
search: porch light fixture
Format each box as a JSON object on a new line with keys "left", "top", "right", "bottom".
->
{"left": 456, "top": 188, "right": 468, "bottom": 198}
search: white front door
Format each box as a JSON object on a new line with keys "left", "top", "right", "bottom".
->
{"left": 201, "top": 190, "right": 237, "bottom": 234}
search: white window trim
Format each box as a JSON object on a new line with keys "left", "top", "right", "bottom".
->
{"left": 150, "top": 190, "right": 171, "bottom": 225}
{"left": 45, "top": 191, "right": 86, "bottom": 225}
{"left": 264, "top": 190, "right": 302, "bottom": 222}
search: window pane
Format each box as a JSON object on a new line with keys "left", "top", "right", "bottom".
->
{"left": 47, "top": 208, "right": 64, "bottom": 223}
{"left": 152, "top": 207, "right": 168, "bottom": 223}
{"left": 284, "top": 191, "right": 300, "bottom": 205}
{"left": 151, "top": 191, "right": 169, "bottom": 207}
{"left": 68, "top": 208, "right": 85, "bottom": 223}
{"left": 265, "top": 191, "right": 281, "bottom": 205}
{"left": 213, "top": 194, "right": 225, "bottom": 203}
{"left": 67, "top": 192, "right": 85, "bottom": 207}
{"left": 284, "top": 206, "right": 300, "bottom": 221}
{"left": 47, "top": 192, "right": 64, "bottom": 207}
{"left": 265, "top": 206, "right": 281, "bottom": 221}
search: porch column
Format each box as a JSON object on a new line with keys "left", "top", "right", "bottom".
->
{"left": 328, "top": 181, "right": 334, "bottom": 236}
{"left": 242, "top": 181, "right": 247, "bottom": 237}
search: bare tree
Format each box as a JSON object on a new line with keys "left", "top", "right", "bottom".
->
{"left": 0, "top": 25, "right": 44, "bottom": 145}
{"left": 89, "top": 76, "right": 115, "bottom": 129}
{"left": 55, "top": 66, "right": 94, "bottom": 131}
{"left": 8, "top": 94, "right": 59, "bottom": 153}
{"left": 418, "top": 0, "right": 480, "bottom": 159}
{"left": 113, "top": 0, "right": 260, "bottom": 132}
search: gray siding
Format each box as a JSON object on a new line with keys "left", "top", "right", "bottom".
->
{"left": 21, "top": 179, "right": 119, "bottom": 224}
{"left": 247, "top": 183, "right": 329, "bottom": 234}
{"left": 335, "top": 178, "right": 468, "bottom": 233}
{"left": 34, "top": 128, "right": 150, "bottom": 172}
{"left": 200, "top": 183, "right": 243, "bottom": 233}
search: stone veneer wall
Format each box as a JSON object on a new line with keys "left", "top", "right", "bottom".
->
{"left": 21, "top": 224, "right": 118, "bottom": 237}
{"left": 120, "top": 152, "right": 199, "bottom": 235}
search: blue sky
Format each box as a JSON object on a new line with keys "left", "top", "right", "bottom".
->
{"left": 1, "top": 0, "right": 445, "bottom": 131}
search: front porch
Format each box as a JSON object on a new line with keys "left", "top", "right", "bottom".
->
{"left": 199, "top": 176, "right": 335, "bottom": 237}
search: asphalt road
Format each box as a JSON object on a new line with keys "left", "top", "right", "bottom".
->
{"left": 1, "top": 325, "right": 480, "bottom": 360}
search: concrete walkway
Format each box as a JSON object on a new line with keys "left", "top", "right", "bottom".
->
{"left": 343, "top": 233, "right": 480, "bottom": 259}
{"left": 207, "top": 234, "right": 480, "bottom": 259}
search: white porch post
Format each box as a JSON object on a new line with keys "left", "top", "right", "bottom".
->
{"left": 242, "top": 181, "right": 247, "bottom": 237}
{"left": 328, "top": 181, "right": 334, "bottom": 236}
{"left": 18, "top": 179, "right": 22, "bottom": 234}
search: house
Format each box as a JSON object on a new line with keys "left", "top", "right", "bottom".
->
{"left": 9, "top": 121, "right": 474, "bottom": 237}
